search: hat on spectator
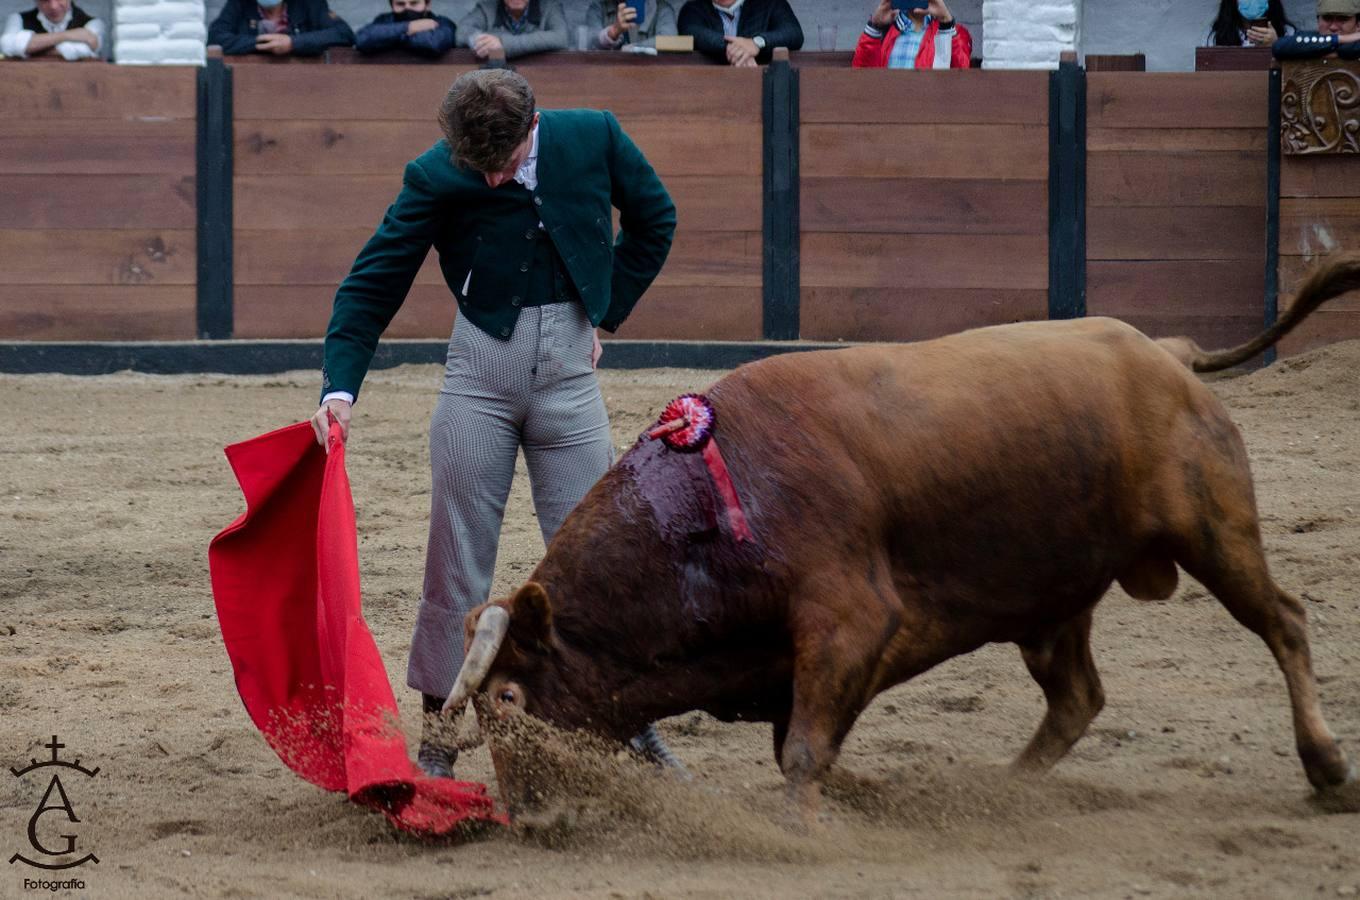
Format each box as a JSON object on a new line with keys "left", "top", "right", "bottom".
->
{"left": 1318, "top": 0, "right": 1360, "bottom": 16}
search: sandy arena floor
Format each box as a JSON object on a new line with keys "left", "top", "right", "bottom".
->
{"left": 2, "top": 343, "right": 1359, "bottom": 898}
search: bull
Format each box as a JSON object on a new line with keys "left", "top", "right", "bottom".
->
{"left": 442, "top": 256, "right": 1360, "bottom": 823}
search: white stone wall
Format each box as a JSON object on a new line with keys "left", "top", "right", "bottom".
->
{"left": 982, "top": 0, "right": 1078, "bottom": 69}
{"left": 114, "top": 0, "right": 205, "bottom": 63}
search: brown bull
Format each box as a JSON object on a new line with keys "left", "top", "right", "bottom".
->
{"left": 443, "top": 256, "right": 1360, "bottom": 822}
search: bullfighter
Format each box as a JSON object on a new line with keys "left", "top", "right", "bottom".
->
{"left": 309, "top": 68, "right": 678, "bottom": 778}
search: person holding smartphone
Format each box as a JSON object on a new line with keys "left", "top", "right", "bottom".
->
{"left": 592, "top": 0, "right": 677, "bottom": 50}
{"left": 1204, "top": 0, "right": 1294, "bottom": 47}
{"left": 852, "top": 0, "right": 971, "bottom": 69}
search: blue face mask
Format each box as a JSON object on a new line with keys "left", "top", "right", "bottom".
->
{"left": 1238, "top": 0, "right": 1269, "bottom": 20}
{"left": 257, "top": 0, "right": 283, "bottom": 8}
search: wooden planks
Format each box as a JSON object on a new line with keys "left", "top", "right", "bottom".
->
{"left": 798, "top": 69, "right": 1049, "bottom": 340}
{"left": 1278, "top": 150, "right": 1360, "bottom": 353}
{"left": 231, "top": 64, "right": 762, "bottom": 340}
{"left": 1086, "top": 72, "right": 1268, "bottom": 350}
{"left": 0, "top": 64, "right": 199, "bottom": 340}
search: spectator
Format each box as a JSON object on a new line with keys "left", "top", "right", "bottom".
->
{"left": 355, "top": 0, "right": 455, "bottom": 57}
{"left": 0, "top": 0, "right": 104, "bottom": 60}
{"left": 207, "top": 0, "right": 354, "bottom": 56}
{"left": 1203, "top": 0, "right": 1294, "bottom": 48}
{"left": 457, "top": 0, "right": 567, "bottom": 61}
{"left": 591, "top": 0, "right": 677, "bottom": 51}
{"left": 677, "top": 0, "right": 803, "bottom": 67}
{"left": 1274, "top": 0, "right": 1360, "bottom": 57}
{"left": 852, "top": 0, "right": 971, "bottom": 69}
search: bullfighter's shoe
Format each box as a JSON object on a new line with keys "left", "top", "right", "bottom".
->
{"left": 630, "top": 723, "right": 690, "bottom": 779}
{"left": 417, "top": 692, "right": 458, "bottom": 779}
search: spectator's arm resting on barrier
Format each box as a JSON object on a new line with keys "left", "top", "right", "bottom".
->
{"left": 454, "top": 2, "right": 489, "bottom": 47}
{"left": 601, "top": 110, "right": 676, "bottom": 332}
{"left": 404, "top": 15, "right": 455, "bottom": 55}
{"left": 1, "top": 13, "right": 102, "bottom": 57}
{"left": 498, "top": 0, "right": 567, "bottom": 57}
{"left": 208, "top": 0, "right": 265, "bottom": 54}
{"left": 320, "top": 158, "right": 440, "bottom": 413}
{"left": 55, "top": 21, "right": 103, "bottom": 58}
{"left": 1273, "top": 30, "right": 1360, "bottom": 60}
{"left": 289, "top": 1, "right": 354, "bottom": 55}
{"left": 678, "top": 2, "right": 728, "bottom": 62}
{"left": 355, "top": 18, "right": 407, "bottom": 52}
{"left": 755, "top": 0, "right": 803, "bottom": 61}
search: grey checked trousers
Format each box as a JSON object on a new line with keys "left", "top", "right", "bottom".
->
{"left": 406, "top": 302, "right": 613, "bottom": 698}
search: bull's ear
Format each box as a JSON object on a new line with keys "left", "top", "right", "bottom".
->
{"left": 508, "top": 582, "right": 553, "bottom": 649}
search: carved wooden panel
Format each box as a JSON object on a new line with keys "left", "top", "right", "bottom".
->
{"left": 1282, "top": 59, "right": 1360, "bottom": 155}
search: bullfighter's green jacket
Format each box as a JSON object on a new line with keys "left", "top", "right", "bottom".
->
{"left": 321, "top": 108, "right": 676, "bottom": 400}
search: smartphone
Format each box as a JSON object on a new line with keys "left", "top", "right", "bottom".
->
{"left": 624, "top": 0, "right": 644, "bottom": 18}
{"left": 890, "top": 0, "right": 931, "bottom": 10}
{"left": 1247, "top": 17, "right": 1269, "bottom": 28}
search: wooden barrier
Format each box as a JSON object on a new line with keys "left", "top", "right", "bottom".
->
{"left": 797, "top": 69, "right": 1050, "bottom": 341}
{"left": 0, "top": 65, "right": 199, "bottom": 340}
{"left": 1277, "top": 59, "right": 1360, "bottom": 355}
{"left": 10, "top": 59, "right": 1360, "bottom": 362}
{"left": 1085, "top": 72, "right": 1269, "bottom": 350}
{"left": 229, "top": 63, "right": 763, "bottom": 341}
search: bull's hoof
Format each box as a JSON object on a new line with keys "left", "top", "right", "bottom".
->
{"left": 1310, "top": 766, "right": 1360, "bottom": 814}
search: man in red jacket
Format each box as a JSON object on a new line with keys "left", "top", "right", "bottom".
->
{"left": 853, "top": 0, "right": 972, "bottom": 69}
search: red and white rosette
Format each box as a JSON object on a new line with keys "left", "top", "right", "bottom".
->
{"left": 646, "top": 394, "right": 753, "bottom": 543}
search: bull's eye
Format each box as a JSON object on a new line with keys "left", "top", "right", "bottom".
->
{"left": 499, "top": 689, "right": 516, "bottom": 704}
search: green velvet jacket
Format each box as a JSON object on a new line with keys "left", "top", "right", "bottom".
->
{"left": 321, "top": 108, "right": 676, "bottom": 400}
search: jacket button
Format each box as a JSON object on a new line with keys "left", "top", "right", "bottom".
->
{"left": 511, "top": 296, "right": 522, "bottom": 307}
{"left": 533, "top": 196, "right": 543, "bottom": 207}
{"left": 500, "top": 327, "right": 510, "bottom": 337}
{"left": 519, "top": 261, "right": 529, "bottom": 272}
{"left": 525, "top": 229, "right": 535, "bottom": 240}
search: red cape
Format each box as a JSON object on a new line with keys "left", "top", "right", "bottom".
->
{"left": 208, "top": 420, "right": 505, "bottom": 835}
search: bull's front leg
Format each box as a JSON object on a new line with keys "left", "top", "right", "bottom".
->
{"left": 779, "top": 588, "right": 892, "bottom": 829}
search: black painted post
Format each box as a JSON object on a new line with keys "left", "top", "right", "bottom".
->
{"left": 762, "top": 49, "right": 799, "bottom": 340}
{"left": 197, "top": 58, "right": 234, "bottom": 340}
{"left": 1264, "top": 65, "right": 1282, "bottom": 366}
{"left": 1048, "top": 53, "right": 1086, "bottom": 320}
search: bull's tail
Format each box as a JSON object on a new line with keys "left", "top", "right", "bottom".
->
{"left": 1156, "top": 253, "right": 1360, "bottom": 373}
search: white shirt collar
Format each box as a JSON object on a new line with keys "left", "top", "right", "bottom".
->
{"left": 513, "top": 120, "right": 540, "bottom": 191}
{"left": 713, "top": 0, "right": 743, "bottom": 18}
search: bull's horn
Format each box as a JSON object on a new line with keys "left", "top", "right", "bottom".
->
{"left": 441, "top": 605, "right": 510, "bottom": 716}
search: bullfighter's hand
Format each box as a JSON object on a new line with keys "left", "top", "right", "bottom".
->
{"left": 1245, "top": 23, "right": 1277, "bottom": 45}
{"left": 868, "top": 0, "right": 894, "bottom": 29}
{"left": 607, "top": 2, "right": 638, "bottom": 41}
{"left": 473, "top": 33, "right": 503, "bottom": 58}
{"left": 256, "top": 32, "right": 293, "bottom": 54}
{"left": 311, "top": 398, "right": 351, "bottom": 452}
{"left": 407, "top": 17, "right": 438, "bottom": 34}
{"left": 591, "top": 329, "right": 603, "bottom": 369}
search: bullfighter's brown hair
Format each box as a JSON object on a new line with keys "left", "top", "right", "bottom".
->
{"left": 438, "top": 69, "right": 536, "bottom": 174}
